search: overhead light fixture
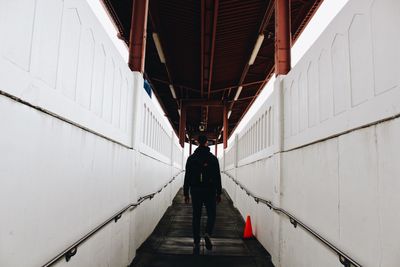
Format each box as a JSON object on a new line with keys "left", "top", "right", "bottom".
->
{"left": 248, "top": 34, "right": 264, "bottom": 65}
{"left": 152, "top": 33, "right": 166, "bottom": 63}
{"left": 234, "top": 86, "right": 243, "bottom": 101}
{"left": 218, "top": 133, "right": 221, "bottom": 140}
{"left": 178, "top": 109, "right": 181, "bottom": 116}
{"left": 169, "top": 84, "right": 177, "bottom": 99}
{"left": 227, "top": 110, "right": 232, "bottom": 119}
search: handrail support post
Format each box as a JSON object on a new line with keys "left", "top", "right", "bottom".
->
{"left": 65, "top": 247, "right": 77, "bottom": 262}
{"left": 339, "top": 255, "right": 351, "bottom": 267}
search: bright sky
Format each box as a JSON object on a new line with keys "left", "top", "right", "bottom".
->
{"left": 87, "top": 0, "right": 350, "bottom": 156}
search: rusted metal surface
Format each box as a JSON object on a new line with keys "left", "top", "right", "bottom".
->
{"left": 183, "top": 99, "right": 224, "bottom": 107}
{"left": 128, "top": 0, "right": 149, "bottom": 72}
{"left": 275, "top": 0, "right": 291, "bottom": 75}
{"left": 207, "top": 0, "right": 219, "bottom": 100}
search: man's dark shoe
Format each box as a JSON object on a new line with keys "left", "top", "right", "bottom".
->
{"left": 204, "top": 234, "right": 213, "bottom": 250}
{"left": 193, "top": 243, "right": 200, "bottom": 255}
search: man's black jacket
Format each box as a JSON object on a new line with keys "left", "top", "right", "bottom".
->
{"left": 183, "top": 146, "right": 222, "bottom": 197}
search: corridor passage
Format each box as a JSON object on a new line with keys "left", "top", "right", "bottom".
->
{"left": 130, "top": 189, "right": 274, "bottom": 267}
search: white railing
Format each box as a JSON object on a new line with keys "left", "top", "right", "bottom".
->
{"left": 139, "top": 93, "right": 174, "bottom": 164}
{"left": 236, "top": 94, "right": 275, "bottom": 166}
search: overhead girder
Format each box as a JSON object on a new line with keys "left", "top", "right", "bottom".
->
{"left": 102, "top": 0, "right": 324, "bottom": 147}
{"left": 128, "top": 0, "right": 149, "bottom": 72}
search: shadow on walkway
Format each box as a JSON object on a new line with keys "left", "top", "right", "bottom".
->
{"left": 130, "top": 189, "right": 274, "bottom": 267}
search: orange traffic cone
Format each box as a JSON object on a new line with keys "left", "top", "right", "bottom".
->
{"left": 243, "top": 215, "right": 254, "bottom": 239}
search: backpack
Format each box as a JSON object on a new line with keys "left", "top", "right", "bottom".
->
{"left": 192, "top": 156, "right": 213, "bottom": 186}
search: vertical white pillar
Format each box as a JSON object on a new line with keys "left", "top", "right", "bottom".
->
{"left": 234, "top": 134, "right": 239, "bottom": 169}
{"left": 272, "top": 75, "right": 285, "bottom": 266}
{"left": 131, "top": 72, "right": 145, "bottom": 150}
{"left": 273, "top": 76, "right": 285, "bottom": 153}
{"left": 128, "top": 71, "right": 144, "bottom": 263}
{"left": 170, "top": 131, "right": 174, "bottom": 167}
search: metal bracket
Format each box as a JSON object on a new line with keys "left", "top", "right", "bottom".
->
{"left": 65, "top": 247, "right": 77, "bottom": 262}
{"left": 289, "top": 218, "right": 297, "bottom": 228}
{"left": 114, "top": 213, "right": 122, "bottom": 223}
{"left": 254, "top": 197, "right": 260, "bottom": 203}
{"left": 339, "top": 255, "right": 351, "bottom": 267}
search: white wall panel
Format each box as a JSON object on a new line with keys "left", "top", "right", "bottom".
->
{"left": 376, "top": 119, "right": 400, "bottom": 267}
{"left": 0, "top": 0, "right": 135, "bottom": 146}
{"left": 31, "top": 0, "right": 64, "bottom": 88}
{"left": 0, "top": 96, "right": 133, "bottom": 267}
{"left": 59, "top": 7, "right": 82, "bottom": 100}
{"left": 331, "top": 33, "right": 350, "bottom": 115}
{"left": 77, "top": 29, "right": 95, "bottom": 109}
{"left": 371, "top": 0, "right": 400, "bottom": 95}
{"left": 298, "top": 73, "right": 308, "bottom": 132}
{"left": 282, "top": 138, "right": 339, "bottom": 244}
{"left": 307, "top": 61, "right": 319, "bottom": 127}
{"left": 318, "top": 49, "right": 333, "bottom": 122}
{"left": 290, "top": 80, "right": 299, "bottom": 135}
{"left": 348, "top": 14, "right": 374, "bottom": 107}
{"left": 338, "top": 128, "right": 380, "bottom": 266}
{"left": 281, "top": 0, "right": 400, "bottom": 151}
{"left": 1, "top": 0, "right": 35, "bottom": 72}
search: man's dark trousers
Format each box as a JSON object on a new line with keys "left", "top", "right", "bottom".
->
{"left": 191, "top": 188, "right": 216, "bottom": 244}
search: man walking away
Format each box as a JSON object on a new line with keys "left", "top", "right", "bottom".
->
{"left": 184, "top": 135, "right": 222, "bottom": 254}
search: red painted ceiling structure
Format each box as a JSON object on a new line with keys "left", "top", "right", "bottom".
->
{"left": 102, "top": 0, "right": 323, "bottom": 145}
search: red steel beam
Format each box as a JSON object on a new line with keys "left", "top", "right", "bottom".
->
{"left": 207, "top": 0, "right": 219, "bottom": 99}
{"left": 275, "top": 0, "right": 291, "bottom": 75}
{"left": 200, "top": 0, "right": 205, "bottom": 98}
{"left": 212, "top": 80, "right": 266, "bottom": 93}
{"left": 183, "top": 99, "right": 224, "bottom": 107}
{"left": 128, "top": 0, "right": 149, "bottom": 72}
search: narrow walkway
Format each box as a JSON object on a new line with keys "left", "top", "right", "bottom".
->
{"left": 130, "top": 189, "right": 274, "bottom": 267}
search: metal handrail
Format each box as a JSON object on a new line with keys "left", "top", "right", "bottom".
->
{"left": 222, "top": 171, "right": 362, "bottom": 267}
{"left": 42, "top": 171, "right": 184, "bottom": 267}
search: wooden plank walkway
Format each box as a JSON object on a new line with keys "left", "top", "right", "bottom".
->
{"left": 130, "top": 189, "right": 274, "bottom": 267}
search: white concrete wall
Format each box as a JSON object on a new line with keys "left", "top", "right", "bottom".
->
{"left": 0, "top": 1, "right": 184, "bottom": 266}
{"left": 221, "top": 0, "right": 400, "bottom": 266}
